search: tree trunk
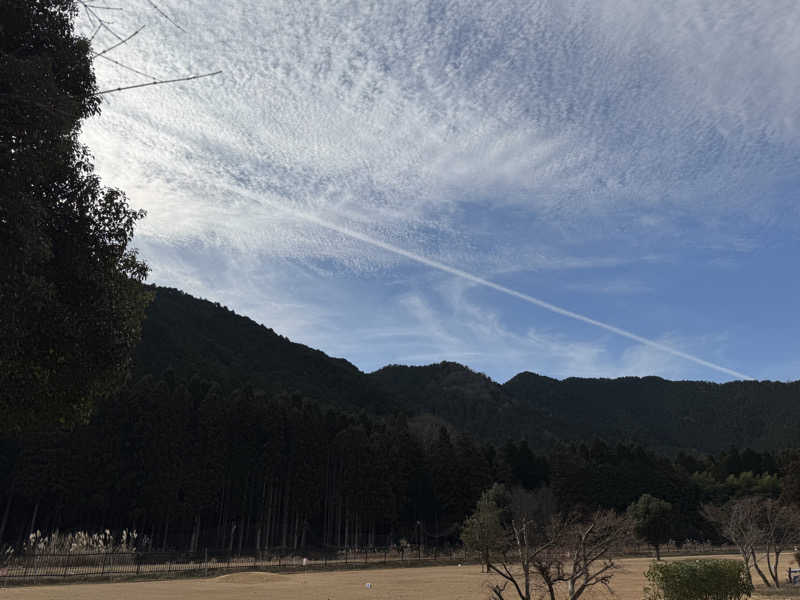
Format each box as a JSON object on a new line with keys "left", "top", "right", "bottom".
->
{"left": 190, "top": 513, "right": 200, "bottom": 553}
{"left": 161, "top": 510, "right": 170, "bottom": 552}
{"left": 523, "top": 562, "right": 531, "bottom": 600}
{"left": 28, "top": 499, "right": 40, "bottom": 539}
{"left": 264, "top": 484, "right": 274, "bottom": 549}
{"left": 227, "top": 521, "right": 235, "bottom": 553}
{"left": 0, "top": 488, "right": 13, "bottom": 544}
{"left": 281, "top": 480, "right": 290, "bottom": 548}
{"left": 537, "top": 570, "right": 557, "bottom": 600}
{"left": 767, "top": 547, "right": 782, "bottom": 588}
{"left": 751, "top": 548, "right": 772, "bottom": 587}
{"left": 300, "top": 515, "right": 308, "bottom": 549}
{"left": 655, "top": 543, "right": 661, "bottom": 561}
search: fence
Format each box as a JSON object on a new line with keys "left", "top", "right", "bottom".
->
{"left": 0, "top": 545, "right": 473, "bottom": 585}
{"left": 0, "top": 542, "right": 738, "bottom": 586}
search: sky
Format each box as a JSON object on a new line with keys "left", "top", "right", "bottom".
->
{"left": 78, "top": 1, "right": 800, "bottom": 383}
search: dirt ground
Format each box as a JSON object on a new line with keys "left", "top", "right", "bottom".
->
{"left": 1, "top": 555, "right": 797, "bottom": 600}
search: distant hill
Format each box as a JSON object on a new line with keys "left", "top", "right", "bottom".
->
{"left": 503, "top": 372, "right": 800, "bottom": 453}
{"left": 134, "top": 286, "right": 800, "bottom": 454}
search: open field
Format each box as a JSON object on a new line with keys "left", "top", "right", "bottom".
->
{"left": 2, "top": 555, "right": 798, "bottom": 600}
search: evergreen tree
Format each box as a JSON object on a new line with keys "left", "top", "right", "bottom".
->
{"left": 461, "top": 483, "right": 508, "bottom": 572}
{"left": 628, "top": 494, "right": 673, "bottom": 560}
{"left": 1, "top": 0, "right": 150, "bottom": 433}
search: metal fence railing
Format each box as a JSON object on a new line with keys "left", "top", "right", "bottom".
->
{"left": 0, "top": 541, "right": 739, "bottom": 586}
{"left": 0, "top": 546, "right": 473, "bottom": 585}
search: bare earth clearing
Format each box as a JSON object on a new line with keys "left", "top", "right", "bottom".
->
{"left": 2, "top": 555, "right": 797, "bottom": 600}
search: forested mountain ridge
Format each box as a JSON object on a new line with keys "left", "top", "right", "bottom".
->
{"left": 2, "top": 285, "right": 797, "bottom": 553}
{"left": 135, "top": 286, "right": 800, "bottom": 454}
{"left": 503, "top": 373, "right": 800, "bottom": 453}
{"left": 134, "top": 286, "right": 397, "bottom": 414}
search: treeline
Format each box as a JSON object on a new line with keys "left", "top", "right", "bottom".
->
{"left": 0, "top": 371, "right": 518, "bottom": 553}
{"left": 2, "top": 370, "right": 798, "bottom": 554}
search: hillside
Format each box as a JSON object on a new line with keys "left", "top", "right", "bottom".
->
{"left": 134, "top": 286, "right": 397, "bottom": 414}
{"left": 134, "top": 286, "right": 800, "bottom": 453}
{"left": 504, "top": 373, "right": 800, "bottom": 453}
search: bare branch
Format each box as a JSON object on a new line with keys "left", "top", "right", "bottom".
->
{"left": 95, "top": 53, "right": 157, "bottom": 80}
{"left": 92, "top": 25, "right": 145, "bottom": 58}
{"left": 88, "top": 23, "right": 103, "bottom": 43}
{"left": 147, "top": 0, "right": 186, "bottom": 32}
{"left": 79, "top": 1, "right": 126, "bottom": 42}
{"left": 96, "top": 71, "right": 222, "bottom": 95}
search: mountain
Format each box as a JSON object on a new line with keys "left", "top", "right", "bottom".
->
{"left": 134, "top": 286, "right": 800, "bottom": 454}
{"left": 367, "top": 362, "right": 561, "bottom": 444}
{"left": 503, "top": 373, "right": 800, "bottom": 454}
{"left": 133, "top": 286, "right": 397, "bottom": 414}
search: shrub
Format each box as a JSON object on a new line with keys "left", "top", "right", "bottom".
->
{"left": 644, "top": 559, "right": 753, "bottom": 600}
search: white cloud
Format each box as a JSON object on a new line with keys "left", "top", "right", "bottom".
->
{"left": 80, "top": 0, "right": 800, "bottom": 267}
{"left": 74, "top": 1, "right": 797, "bottom": 380}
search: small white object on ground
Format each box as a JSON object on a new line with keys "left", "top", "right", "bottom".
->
{"left": 365, "top": 582, "right": 372, "bottom": 589}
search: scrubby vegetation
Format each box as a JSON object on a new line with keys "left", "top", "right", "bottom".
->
{"left": 644, "top": 559, "right": 753, "bottom": 600}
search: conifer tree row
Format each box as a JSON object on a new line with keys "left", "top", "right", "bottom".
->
{"left": 0, "top": 368, "right": 790, "bottom": 552}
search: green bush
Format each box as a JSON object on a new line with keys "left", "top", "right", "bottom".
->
{"left": 644, "top": 559, "right": 753, "bottom": 600}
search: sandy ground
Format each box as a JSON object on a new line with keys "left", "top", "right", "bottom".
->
{"left": 1, "top": 555, "right": 797, "bottom": 599}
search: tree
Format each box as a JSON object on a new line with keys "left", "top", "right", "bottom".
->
{"left": 760, "top": 498, "right": 800, "bottom": 588}
{"left": 703, "top": 498, "right": 771, "bottom": 587}
{"left": 1, "top": 0, "right": 150, "bottom": 433}
{"left": 531, "top": 508, "right": 632, "bottom": 600}
{"left": 629, "top": 494, "right": 673, "bottom": 560}
{"left": 461, "top": 483, "right": 508, "bottom": 573}
{"left": 463, "top": 485, "right": 631, "bottom": 600}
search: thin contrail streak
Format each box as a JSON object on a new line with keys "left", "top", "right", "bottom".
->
{"left": 222, "top": 183, "right": 754, "bottom": 380}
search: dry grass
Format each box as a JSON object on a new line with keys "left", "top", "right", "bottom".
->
{"left": 1, "top": 554, "right": 798, "bottom": 599}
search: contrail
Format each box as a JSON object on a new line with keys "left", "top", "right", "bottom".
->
{"left": 220, "top": 183, "right": 754, "bottom": 381}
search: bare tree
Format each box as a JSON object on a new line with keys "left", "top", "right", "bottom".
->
{"left": 761, "top": 498, "right": 800, "bottom": 588}
{"left": 704, "top": 497, "right": 772, "bottom": 587}
{"left": 485, "top": 487, "right": 559, "bottom": 600}
{"left": 463, "top": 486, "right": 631, "bottom": 600}
{"left": 532, "top": 509, "right": 632, "bottom": 600}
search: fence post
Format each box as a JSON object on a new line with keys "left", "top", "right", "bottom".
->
{"left": 204, "top": 548, "right": 208, "bottom": 578}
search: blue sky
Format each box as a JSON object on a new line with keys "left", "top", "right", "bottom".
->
{"left": 79, "top": 1, "right": 800, "bottom": 383}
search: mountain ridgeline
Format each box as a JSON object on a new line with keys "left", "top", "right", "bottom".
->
{"left": 137, "top": 287, "right": 800, "bottom": 454}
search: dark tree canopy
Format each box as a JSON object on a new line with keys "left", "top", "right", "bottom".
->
{"left": 628, "top": 493, "right": 673, "bottom": 560}
{"left": 0, "top": 0, "right": 150, "bottom": 432}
